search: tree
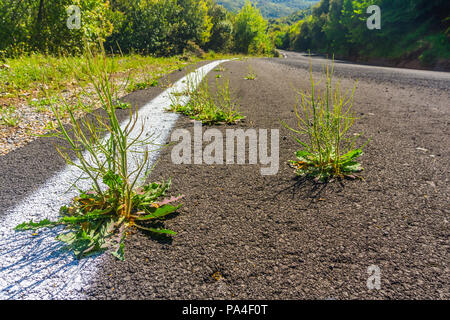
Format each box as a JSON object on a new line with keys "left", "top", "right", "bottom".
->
{"left": 0, "top": 0, "right": 112, "bottom": 55}
{"left": 323, "top": 0, "right": 348, "bottom": 54}
{"left": 206, "top": 2, "right": 233, "bottom": 52}
{"left": 234, "top": 1, "right": 272, "bottom": 54}
{"left": 277, "top": 0, "right": 449, "bottom": 67}
{"left": 106, "top": 0, "right": 215, "bottom": 55}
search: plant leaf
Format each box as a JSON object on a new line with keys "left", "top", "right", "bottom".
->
{"left": 342, "top": 161, "right": 362, "bottom": 172}
{"left": 135, "top": 225, "right": 177, "bottom": 235}
{"left": 136, "top": 204, "right": 181, "bottom": 220}
{"left": 57, "top": 232, "right": 77, "bottom": 245}
{"left": 295, "top": 150, "right": 313, "bottom": 162}
{"left": 103, "top": 170, "right": 123, "bottom": 190}
{"left": 341, "top": 149, "right": 363, "bottom": 160}
{"left": 111, "top": 234, "right": 126, "bottom": 261}
{"left": 15, "top": 219, "right": 58, "bottom": 231}
{"left": 152, "top": 195, "right": 184, "bottom": 207}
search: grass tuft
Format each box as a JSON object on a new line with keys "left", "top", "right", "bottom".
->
{"left": 244, "top": 65, "right": 257, "bottom": 80}
{"left": 169, "top": 71, "right": 244, "bottom": 125}
{"left": 127, "top": 77, "right": 160, "bottom": 92}
{"left": 0, "top": 106, "right": 21, "bottom": 127}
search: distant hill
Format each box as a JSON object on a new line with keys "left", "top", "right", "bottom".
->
{"left": 216, "top": 0, "right": 320, "bottom": 18}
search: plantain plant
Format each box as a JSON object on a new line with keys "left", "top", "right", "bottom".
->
{"left": 282, "top": 61, "right": 369, "bottom": 182}
{"left": 15, "top": 44, "right": 182, "bottom": 260}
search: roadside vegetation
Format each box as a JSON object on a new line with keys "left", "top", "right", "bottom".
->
{"left": 283, "top": 61, "right": 368, "bottom": 182}
{"left": 0, "top": 1, "right": 276, "bottom": 57}
{"left": 0, "top": 53, "right": 207, "bottom": 99}
{"left": 15, "top": 46, "right": 184, "bottom": 260}
{"left": 169, "top": 71, "right": 244, "bottom": 125}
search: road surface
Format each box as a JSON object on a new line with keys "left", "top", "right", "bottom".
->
{"left": 1, "top": 52, "right": 449, "bottom": 299}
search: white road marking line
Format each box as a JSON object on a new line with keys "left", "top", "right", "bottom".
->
{"left": 0, "top": 60, "right": 229, "bottom": 300}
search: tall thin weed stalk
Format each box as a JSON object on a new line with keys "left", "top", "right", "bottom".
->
{"left": 283, "top": 61, "right": 368, "bottom": 182}
{"left": 15, "top": 44, "right": 183, "bottom": 260}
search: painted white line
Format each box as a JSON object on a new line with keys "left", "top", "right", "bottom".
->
{"left": 0, "top": 59, "right": 229, "bottom": 300}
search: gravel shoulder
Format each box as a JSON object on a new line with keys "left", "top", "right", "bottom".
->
{"left": 84, "top": 54, "right": 450, "bottom": 299}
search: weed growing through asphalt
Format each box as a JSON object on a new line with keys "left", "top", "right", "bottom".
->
{"left": 282, "top": 62, "right": 368, "bottom": 182}
{"left": 15, "top": 44, "right": 183, "bottom": 260}
{"left": 214, "top": 66, "right": 226, "bottom": 72}
{"left": 244, "top": 65, "right": 257, "bottom": 80}
{"left": 113, "top": 101, "right": 131, "bottom": 110}
{"left": 168, "top": 71, "right": 244, "bottom": 125}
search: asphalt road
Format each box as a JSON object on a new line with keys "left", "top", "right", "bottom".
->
{"left": 1, "top": 52, "right": 449, "bottom": 299}
{"left": 279, "top": 50, "right": 450, "bottom": 89}
{"left": 85, "top": 52, "right": 449, "bottom": 299}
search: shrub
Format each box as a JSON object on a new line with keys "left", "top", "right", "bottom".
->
{"left": 183, "top": 41, "right": 206, "bottom": 58}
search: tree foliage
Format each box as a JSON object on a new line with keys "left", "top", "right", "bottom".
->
{"left": 0, "top": 0, "right": 277, "bottom": 57}
{"left": 206, "top": 2, "right": 233, "bottom": 52}
{"left": 217, "top": 0, "right": 319, "bottom": 19}
{"left": 0, "top": 0, "right": 112, "bottom": 55}
{"left": 233, "top": 1, "right": 273, "bottom": 54}
{"left": 272, "top": 0, "right": 450, "bottom": 66}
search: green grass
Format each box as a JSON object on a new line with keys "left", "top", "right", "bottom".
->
{"left": 282, "top": 61, "right": 368, "bottom": 182}
{"left": 127, "top": 77, "right": 160, "bottom": 92}
{"left": 0, "top": 54, "right": 189, "bottom": 100}
{"left": 169, "top": 72, "right": 244, "bottom": 125}
{"left": 28, "top": 96, "right": 59, "bottom": 113}
{"left": 0, "top": 106, "right": 21, "bottom": 127}
{"left": 0, "top": 51, "right": 245, "bottom": 102}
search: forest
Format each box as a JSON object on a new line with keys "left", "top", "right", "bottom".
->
{"left": 270, "top": 0, "right": 450, "bottom": 68}
{"left": 217, "top": 0, "right": 319, "bottom": 19}
{"left": 0, "top": 0, "right": 274, "bottom": 57}
{"left": 1, "top": 1, "right": 449, "bottom": 67}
